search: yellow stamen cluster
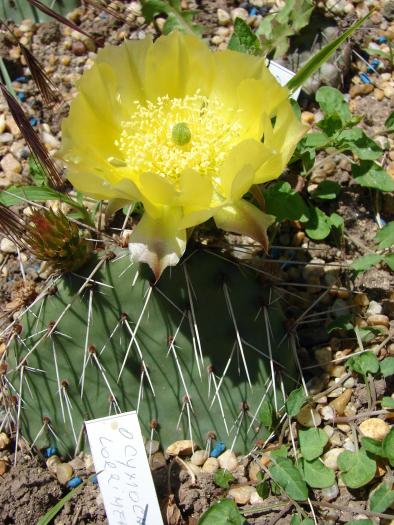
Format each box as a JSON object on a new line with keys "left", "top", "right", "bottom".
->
{"left": 116, "top": 93, "right": 243, "bottom": 186}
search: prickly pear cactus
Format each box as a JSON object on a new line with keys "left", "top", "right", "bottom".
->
{"left": 6, "top": 248, "right": 296, "bottom": 456}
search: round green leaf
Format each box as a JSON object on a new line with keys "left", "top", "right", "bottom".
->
{"left": 198, "top": 499, "right": 246, "bottom": 525}
{"left": 269, "top": 458, "right": 308, "bottom": 501}
{"left": 301, "top": 458, "right": 335, "bottom": 489}
{"left": 299, "top": 428, "right": 328, "bottom": 461}
{"left": 337, "top": 449, "right": 376, "bottom": 489}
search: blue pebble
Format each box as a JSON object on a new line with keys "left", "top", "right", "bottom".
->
{"left": 371, "top": 58, "right": 380, "bottom": 67}
{"left": 15, "top": 76, "right": 28, "bottom": 83}
{"left": 44, "top": 447, "right": 58, "bottom": 457}
{"left": 17, "top": 91, "right": 26, "bottom": 102}
{"left": 29, "top": 117, "right": 38, "bottom": 126}
{"left": 270, "top": 247, "right": 281, "bottom": 259}
{"left": 249, "top": 7, "right": 258, "bottom": 15}
{"left": 359, "top": 72, "right": 371, "bottom": 84}
{"left": 91, "top": 474, "right": 98, "bottom": 484}
{"left": 377, "top": 36, "right": 388, "bottom": 44}
{"left": 67, "top": 476, "right": 82, "bottom": 489}
{"left": 210, "top": 441, "right": 226, "bottom": 458}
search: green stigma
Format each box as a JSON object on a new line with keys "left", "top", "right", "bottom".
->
{"left": 171, "top": 122, "right": 191, "bottom": 146}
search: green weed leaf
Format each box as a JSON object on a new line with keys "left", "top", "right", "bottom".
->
{"left": 301, "top": 458, "right": 335, "bottom": 488}
{"left": 337, "top": 449, "right": 376, "bottom": 489}
{"left": 369, "top": 482, "right": 394, "bottom": 513}
{"left": 228, "top": 18, "right": 262, "bottom": 56}
{"left": 382, "top": 396, "right": 394, "bottom": 409}
{"left": 383, "top": 253, "right": 394, "bottom": 271}
{"left": 299, "top": 428, "right": 328, "bottom": 461}
{"left": 198, "top": 499, "right": 245, "bottom": 525}
{"left": 286, "top": 387, "right": 308, "bottom": 417}
{"left": 290, "top": 517, "right": 314, "bottom": 525}
{"left": 336, "top": 129, "right": 382, "bottom": 161}
{"left": 383, "top": 428, "right": 394, "bottom": 466}
{"left": 312, "top": 181, "right": 341, "bottom": 200}
{"left": 305, "top": 207, "right": 331, "bottom": 240}
{"left": 375, "top": 222, "right": 394, "bottom": 249}
{"left": 361, "top": 437, "right": 384, "bottom": 457}
{"left": 352, "top": 161, "right": 394, "bottom": 192}
{"left": 256, "top": 480, "right": 270, "bottom": 499}
{"left": 269, "top": 457, "right": 308, "bottom": 501}
{"left": 263, "top": 182, "right": 309, "bottom": 222}
{"left": 385, "top": 111, "right": 394, "bottom": 132}
{"left": 316, "top": 86, "right": 351, "bottom": 124}
{"left": 214, "top": 469, "right": 235, "bottom": 489}
{"left": 346, "top": 351, "right": 380, "bottom": 376}
{"left": 350, "top": 254, "right": 383, "bottom": 273}
{"left": 380, "top": 357, "right": 394, "bottom": 377}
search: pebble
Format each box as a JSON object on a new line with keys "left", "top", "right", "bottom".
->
{"left": 0, "top": 133, "right": 13, "bottom": 144}
{"left": 321, "top": 483, "right": 339, "bottom": 501}
{"left": 0, "top": 433, "right": 10, "bottom": 450}
{"left": 366, "top": 294, "right": 383, "bottom": 315}
{"left": 374, "top": 88, "right": 385, "bottom": 101}
{"left": 201, "top": 457, "right": 219, "bottom": 474}
{"left": 46, "top": 455, "right": 62, "bottom": 474}
{"left": 331, "top": 298, "right": 350, "bottom": 319}
{"left": 185, "top": 461, "right": 202, "bottom": 476}
{"left": 72, "top": 40, "right": 87, "bottom": 56}
{"left": 383, "top": 0, "right": 394, "bottom": 21}
{"left": 145, "top": 439, "right": 159, "bottom": 455}
{"left": 56, "top": 463, "right": 74, "bottom": 484}
{"left": 0, "top": 460, "right": 8, "bottom": 476}
{"left": 302, "top": 258, "right": 325, "bottom": 281}
{"left": 329, "top": 388, "right": 352, "bottom": 416}
{"left": 384, "top": 86, "right": 394, "bottom": 98}
{"left": 231, "top": 7, "right": 248, "bottom": 21}
{"left": 343, "top": 437, "right": 356, "bottom": 452}
{"left": 248, "top": 460, "right": 261, "bottom": 482}
{"left": 359, "top": 418, "right": 390, "bottom": 441}
{"left": 315, "top": 346, "right": 332, "bottom": 369}
{"left": 149, "top": 452, "right": 166, "bottom": 471}
{"left": 217, "top": 8, "right": 231, "bottom": 25}
{"left": 68, "top": 457, "right": 84, "bottom": 470}
{"left": 166, "top": 440, "right": 196, "bottom": 457}
{"left": 0, "top": 153, "right": 21, "bottom": 174}
{"left": 349, "top": 83, "right": 374, "bottom": 98}
{"left": 218, "top": 450, "right": 238, "bottom": 472}
{"left": 367, "top": 314, "right": 389, "bottom": 327}
{"left": 210, "top": 441, "right": 226, "bottom": 458}
{"left": 249, "top": 488, "right": 265, "bottom": 505}
{"left": 191, "top": 450, "right": 208, "bottom": 466}
{"left": 228, "top": 484, "right": 255, "bottom": 505}
{"left": 301, "top": 111, "right": 315, "bottom": 125}
{"left": 354, "top": 293, "right": 369, "bottom": 308}
{"left": 0, "top": 114, "right": 5, "bottom": 134}
{"left": 0, "top": 238, "right": 17, "bottom": 254}
{"left": 320, "top": 405, "right": 335, "bottom": 421}
{"left": 296, "top": 405, "right": 322, "bottom": 427}
{"left": 42, "top": 131, "right": 60, "bottom": 149}
{"left": 322, "top": 448, "right": 344, "bottom": 470}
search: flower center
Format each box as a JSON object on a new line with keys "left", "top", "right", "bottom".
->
{"left": 116, "top": 93, "right": 242, "bottom": 186}
{"left": 172, "top": 122, "right": 192, "bottom": 146}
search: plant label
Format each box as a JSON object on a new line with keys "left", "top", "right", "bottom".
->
{"left": 86, "top": 411, "right": 163, "bottom": 525}
{"left": 268, "top": 61, "right": 301, "bottom": 99}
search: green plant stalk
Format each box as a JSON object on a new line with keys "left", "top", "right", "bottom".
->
{"left": 0, "top": 57, "right": 16, "bottom": 97}
{"left": 287, "top": 12, "right": 372, "bottom": 93}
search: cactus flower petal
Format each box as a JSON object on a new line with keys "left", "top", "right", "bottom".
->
{"left": 128, "top": 208, "right": 186, "bottom": 281}
{"left": 60, "top": 31, "right": 306, "bottom": 278}
{"left": 214, "top": 199, "right": 275, "bottom": 252}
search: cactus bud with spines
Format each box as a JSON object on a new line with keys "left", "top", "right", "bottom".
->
{"left": 27, "top": 208, "right": 92, "bottom": 272}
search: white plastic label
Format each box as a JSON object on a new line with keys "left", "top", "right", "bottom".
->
{"left": 85, "top": 411, "right": 163, "bottom": 525}
{"left": 268, "top": 60, "right": 301, "bottom": 99}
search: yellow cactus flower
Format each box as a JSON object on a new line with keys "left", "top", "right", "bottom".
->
{"left": 60, "top": 31, "right": 306, "bottom": 278}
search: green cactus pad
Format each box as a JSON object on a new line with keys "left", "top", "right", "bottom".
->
{"left": 6, "top": 249, "right": 297, "bottom": 456}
